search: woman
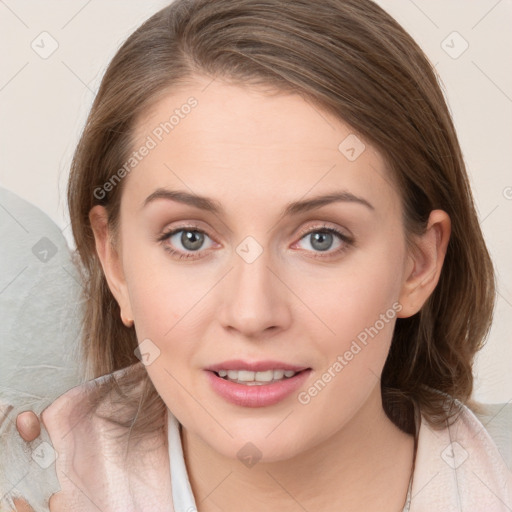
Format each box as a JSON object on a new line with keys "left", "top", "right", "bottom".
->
{"left": 9, "top": 0, "right": 511, "bottom": 510}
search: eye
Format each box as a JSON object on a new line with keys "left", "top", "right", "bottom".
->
{"left": 294, "top": 226, "right": 353, "bottom": 257}
{"left": 157, "top": 224, "right": 353, "bottom": 261}
{"left": 158, "top": 226, "right": 216, "bottom": 259}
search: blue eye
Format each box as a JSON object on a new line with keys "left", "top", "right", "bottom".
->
{"left": 295, "top": 227, "right": 353, "bottom": 257}
{"left": 300, "top": 230, "right": 338, "bottom": 251}
{"left": 157, "top": 225, "right": 353, "bottom": 261}
{"left": 158, "top": 227, "right": 215, "bottom": 259}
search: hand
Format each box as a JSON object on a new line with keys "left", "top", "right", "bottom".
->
{"left": 8, "top": 412, "right": 40, "bottom": 511}
{"left": 9, "top": 496, "right": 63, "bottom": 512}
{"left": 11, "top": 498, "right": 34, "bottom": 511}
{"left": 13, "top": 412, "right": 64, "bottom": 511}
{"left": 16, "top": 411, "right": 41, "bottom": 442}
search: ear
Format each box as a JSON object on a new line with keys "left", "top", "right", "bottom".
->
{"left": 397, "top": 209, "right": 451, "bottom": 318}
{"left": 89, "top": 205, "right": 134, "bottom": 327}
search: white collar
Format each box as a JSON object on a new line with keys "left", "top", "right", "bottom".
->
{"left": 409, "top": 402, "right": 512, "bottom": 510}
{"left": 168, "top": 408, "right": 198, "bottom": 511}
{"left": 167, "top": 404, "right": 512, "bottom": 511}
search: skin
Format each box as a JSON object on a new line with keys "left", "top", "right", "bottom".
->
{"left": 11, "top": 413, "right": 40, "bottom": 511}
{"left": 17, "top": 75, "right": 451, "bottom": 511}
{"left": 16, "top": 411, "right": 40, "bottom": 442}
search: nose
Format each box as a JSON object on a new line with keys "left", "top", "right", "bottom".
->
{"left": 217, "top": 244, "right": 292, "bottom": 338}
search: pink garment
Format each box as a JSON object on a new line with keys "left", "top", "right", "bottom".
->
{"left": 410, "top": 401, "right": 512, "bottom": 510}
{"left": 36, "top": 363, "right": 512, "bottom": 511}
{"left": 40, "top": 366, "right": 174, "bottom": 511}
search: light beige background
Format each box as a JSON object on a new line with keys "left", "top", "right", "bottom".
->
{"left": 0, "top": 0, "right": 510, "bottom": 403}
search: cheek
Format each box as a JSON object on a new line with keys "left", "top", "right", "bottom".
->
{"left": 121, "top": 238, "right": 207, "bottom": 338}
{"left": 122, "top": 255, "right": 205, "bottom": 414}
{"left": 290, "top": 243, "right": 405, "bottom": 413}
{"left": 295, "top": 276, "right": 400, "bottom": 434}
{"left": 120, "top": 241, "right": 216, "bottom": 392}
{"left": 296, "top": 252, "right": 404, "bottom": 347}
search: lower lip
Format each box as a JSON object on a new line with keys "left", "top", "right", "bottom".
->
{"left": 205, "top": 370, "right": 311, "bottom": 408}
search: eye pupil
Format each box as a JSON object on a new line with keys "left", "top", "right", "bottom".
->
{"left": 181, "top": 230, "right": 204, "bottom": 250}
{"left": 310, "top": 232, "right": 333, "bottom": 251}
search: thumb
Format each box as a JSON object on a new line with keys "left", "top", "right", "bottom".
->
{"left": 12, "top": 498, "right": 34, "bottom": 512}
{"left": 48, "top": 492, "right": 66, "bottom": 512}
{"left": 16, "top": 411, "right": 41, "bottom": 442}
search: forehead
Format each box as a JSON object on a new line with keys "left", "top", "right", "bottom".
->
{"left": 124, "top": 77, "right": 400, "bottom": 217}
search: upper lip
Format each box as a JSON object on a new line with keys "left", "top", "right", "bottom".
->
{"left": 204, "top": 360, "right": 310, "bottom": 372}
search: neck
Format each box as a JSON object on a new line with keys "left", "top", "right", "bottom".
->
{"left": 181, "top": 386, "right": 415, "bottom": 512}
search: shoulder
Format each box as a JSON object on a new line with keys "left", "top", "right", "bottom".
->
{"left": 410, "top": 400, "right": 512, "bottom": 511}
{"left": 467, "top": 400, "right": 512, "bottom": 470}
{"left": 42, "top": 363, "right": 144, "bottom": 437}
{"left": 41, "top": 363, "right": 173, "bottom": 511}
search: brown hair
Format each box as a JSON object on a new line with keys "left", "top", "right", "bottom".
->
{"left": 67, "top": 0, "right": 495, "bottom": 438}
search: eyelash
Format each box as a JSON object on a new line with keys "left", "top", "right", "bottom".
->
{"left": 157, "top": 224, "right": 354, "bottom": 261}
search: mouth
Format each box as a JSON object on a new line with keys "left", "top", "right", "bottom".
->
{"left": 204, "top": 359, "right": 310, "bottom": 385}
{"left": 212, "top": 368, "right": 306, "bottom": 385}
{"left": 204, "top": 360, "right": 312, "bottom": 407}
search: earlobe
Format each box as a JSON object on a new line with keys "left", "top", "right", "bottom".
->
{"left": 397, "top": 210, "right": 451, "bottom": 318}
{"left": 89, "top": 205, "right": 134, "bottom": 325}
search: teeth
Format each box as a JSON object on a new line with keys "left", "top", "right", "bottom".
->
{"left": 227, "top": 370, "right": 240, "bottom": 380}
{"left": 273, "top": 369, "right": 284, "bottom": 379}
{"left": 216, "top": 369, "right": 299, "bottom": 384}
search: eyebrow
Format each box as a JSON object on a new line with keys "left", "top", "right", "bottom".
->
{"left": 142, "top": 188, "right": 375, "bottom": 216}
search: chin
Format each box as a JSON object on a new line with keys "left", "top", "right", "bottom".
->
{"left": 204, "top": 421, "right": 313, "bottom": 464}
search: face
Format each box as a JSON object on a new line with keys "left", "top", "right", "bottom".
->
{"left": 94, "top": 75, "right": 433, "bottom": 463}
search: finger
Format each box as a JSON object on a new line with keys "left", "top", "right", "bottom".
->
{"left": 12, "top": 498, "right": 35, "bottom": 511}
{"left": 48, "top": 492, "right": 66, "bottom": 512}
{"left": 16, "top": 411, "right": 41, "bottom": 442}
